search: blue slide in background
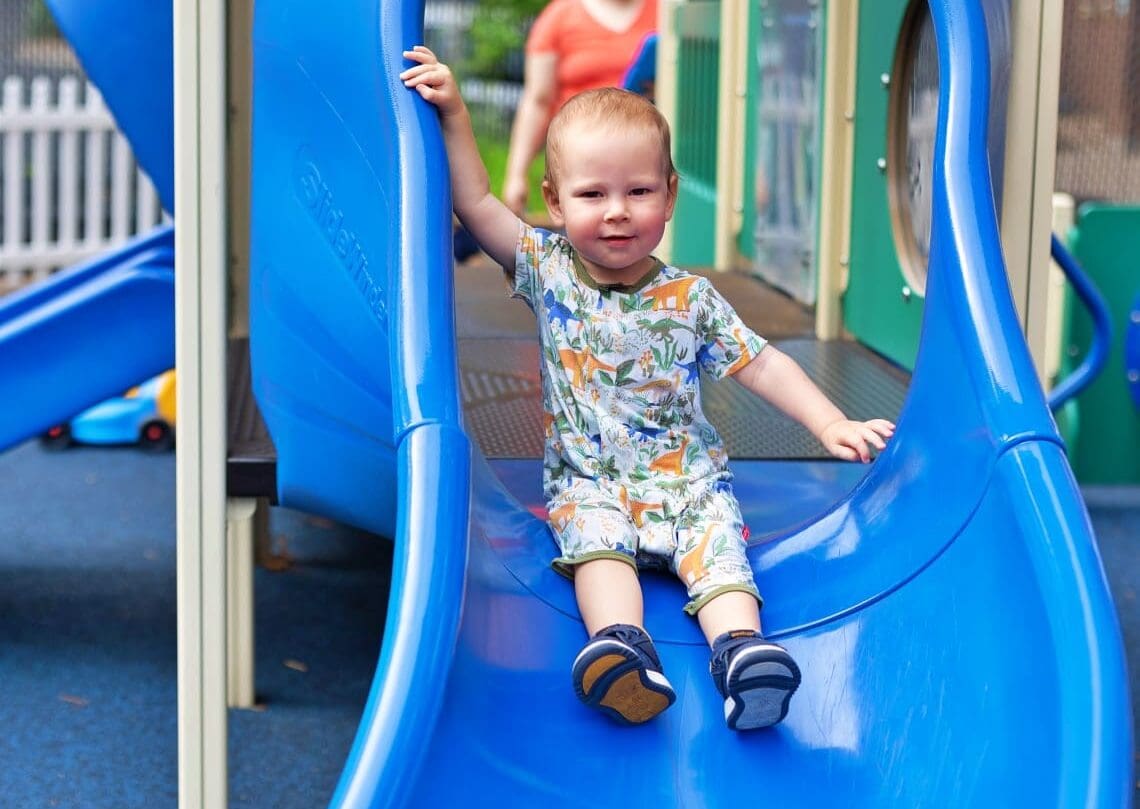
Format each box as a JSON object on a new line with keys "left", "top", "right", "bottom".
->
{"left": 0, "top": 226, "right": 174, "bottom": 453}
{"left": 248, "top": 1, "right": 1131, "bottom": 806}
{"left": 0, "top": 0, "right": 174, "bottom": 456}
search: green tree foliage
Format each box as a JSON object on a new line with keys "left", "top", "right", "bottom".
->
{"left": 467, "top": 0, "right": 546, "bottom": 78}
{"left": 24, "top": 0, "right": 61, "bottom": 39}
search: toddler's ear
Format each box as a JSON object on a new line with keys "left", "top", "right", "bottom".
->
{"left": 541, "top": 180, "right": 564, "bottom": 226}
{"left": 665, "top": 173, "right": 680, "bottom": 220}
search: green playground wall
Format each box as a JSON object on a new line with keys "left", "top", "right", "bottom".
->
{"left": 1065, "top": 204, "right": 1140, "bottom": 484}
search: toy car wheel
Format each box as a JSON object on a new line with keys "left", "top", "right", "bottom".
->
{"left": 139, "top": 420, "right": 174, "bottom": 452}
{"left": 40, "top": 424, "right": 73, "bottom": 451}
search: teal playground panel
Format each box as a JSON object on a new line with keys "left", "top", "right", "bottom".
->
{"left": 671, "top": 1, "right": 720, "bottom": 267}
{"left": 1066, "top": 204, "right": 1140, "bottom": 484}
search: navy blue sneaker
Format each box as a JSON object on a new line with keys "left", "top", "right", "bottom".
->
{"left": 571, "top": 624, "right": 676, "bottom": 724}
{"left": 710, "top": 630, "right": 800, "bottom": 730}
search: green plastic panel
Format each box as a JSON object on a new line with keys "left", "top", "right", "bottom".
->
{"left": 1066, "top": 204, "right": 1140, "bottom": 484}
{"left": 671, "top": 1, "right": 720, "bottom": 267}
{"left": 844, "top": 0, "right": 923, "bottom": 370}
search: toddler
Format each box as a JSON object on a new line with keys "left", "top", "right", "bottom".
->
{"left": 401, "top": 46, "right": 895, "bottom": 730}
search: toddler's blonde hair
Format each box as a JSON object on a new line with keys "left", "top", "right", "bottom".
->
{"left": 543, "top": 88, "right": 677, "bottom": 191}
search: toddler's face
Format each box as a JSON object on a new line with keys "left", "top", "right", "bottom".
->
{"left": 543, "top": 123, "right": 677, "bottom": 285}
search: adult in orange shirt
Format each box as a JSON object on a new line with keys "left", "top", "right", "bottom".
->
{"left": 502, "top": 0, "right": 657, "bottom": 215}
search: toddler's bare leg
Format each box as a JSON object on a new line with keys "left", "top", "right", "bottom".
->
{"left": 570, "top": 558, "right": 675, "bottom": 723}
{"left": 574, "top": 558, "right": 644, "bottom": 635}
{"left": 700, "top": 590, "right": 799, "bottom": 730}
{"left": 696, "top": 589, "right": 761, "bottom": 645}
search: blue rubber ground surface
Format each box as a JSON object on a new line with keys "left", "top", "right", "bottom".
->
{"left": 0, "top": 441, "right": 390, "bottom": 808}
{"left": 0, "top": 440, "right": 1135, "bottom": 806}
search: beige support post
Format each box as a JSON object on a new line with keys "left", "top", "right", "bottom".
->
{"left": 174, "top": 0, "right": 229, "bottom": 805}
{"left": 815, "top": 0, "right": 860, "bottom": 339}
{"left": 1043, "top": 192, "right": 1076, "bottom": 389}
{"left": 714, "top": 0, "right": 750, "bottom": 270}
{"left": 656, "top": 0, "right": 681, "bottom": 264}
{"left": 223, "top": 0, "right": 256, "bottom": 714}
{"left": 999, "top": 0, "right": 1064, "bottom": 381}
{"left": 226, "top": 497, "right": 257, "bottom": 709}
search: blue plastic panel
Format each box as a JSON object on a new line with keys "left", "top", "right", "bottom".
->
{"left": 43, "top": 0, "right": 174, "bottom": 214}
{"left": 251, "top": 0, "right": 459, "bottom": 537}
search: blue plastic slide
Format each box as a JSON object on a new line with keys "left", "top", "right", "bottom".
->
{"left": 0, "top": 226, "right": 174, "bottom": 453}
{"left": 248, "top": 0, "right": 1132, "bottom": 806}
{"left": 43, "top": 0, "right": 174, "bottom": 214}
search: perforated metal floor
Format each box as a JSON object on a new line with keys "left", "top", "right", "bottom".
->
{"left": 458, "top": 337, "right": 909, "bottom": 460}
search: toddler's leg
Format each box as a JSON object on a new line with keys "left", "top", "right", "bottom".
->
{"left": 570, "top": 558, "right": 675, "bottom": 724}
{"left": 696, "top": 588, "right": 760, "bottom": 639}
{"left": 574, "top": 556, "right": 644, "bottom": 635}
{"left": 699, "top": 591, "right": 800, "bottom": 731}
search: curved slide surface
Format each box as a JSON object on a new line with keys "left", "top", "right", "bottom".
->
{"left": 247, "top": 1, "right": 1132, "bottom": 806}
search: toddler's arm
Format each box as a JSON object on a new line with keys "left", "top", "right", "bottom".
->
{"left": 732, "top": 347, "right": 895, "bottom": 463}
{"left": 400, "top": 46, "right": 520, "bottom": 271}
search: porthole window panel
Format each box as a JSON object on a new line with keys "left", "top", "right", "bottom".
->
{"left": 888, "top": 0, "right": 1010, "bottom": 297}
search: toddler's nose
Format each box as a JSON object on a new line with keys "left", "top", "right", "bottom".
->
{"left": 604, "top": 198, "right": 630, "bottom": 222}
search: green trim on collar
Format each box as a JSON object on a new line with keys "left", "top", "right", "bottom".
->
{"left": 572, "top": 251, "right": 665, "bottom": 295}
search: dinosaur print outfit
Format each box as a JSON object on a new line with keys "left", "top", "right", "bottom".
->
{"left": 513, "top": 223, "right": 766, "bottom": 614}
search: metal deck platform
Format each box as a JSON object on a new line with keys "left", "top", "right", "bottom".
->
{"left": 454, "top": 256, "right": 910, "bottom": 460}
{"left": 458, "top": 337, "right": 908, "bottom": 459}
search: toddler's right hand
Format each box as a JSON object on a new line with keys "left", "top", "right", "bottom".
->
{"left": 400, "top": 46, "right": 462, "bottom": 116}
{"left": 818, "top": 418, "right": 895, "bottom": 463}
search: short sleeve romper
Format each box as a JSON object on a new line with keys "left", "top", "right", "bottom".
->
{"left": 513, "top": 223, "right": 768, "bottom": 615}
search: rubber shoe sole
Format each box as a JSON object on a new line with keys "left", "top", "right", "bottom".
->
{"left": 571, "top": 639, "right": 676, "bottom": 724}
{"left": 723, "top": 643, "right": 801, "bottom": 730}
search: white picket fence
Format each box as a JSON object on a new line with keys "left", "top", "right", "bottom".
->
{"left": 0, "top": 75, "right": 165, "bottom": 293}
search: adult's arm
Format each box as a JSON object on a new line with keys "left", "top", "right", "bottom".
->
{"left": 503, "top": 52, "right": 558, "bottom": 215}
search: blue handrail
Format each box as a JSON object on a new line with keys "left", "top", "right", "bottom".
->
{"left": 1047, "top": 233, "right": 1113, "bottom": 410}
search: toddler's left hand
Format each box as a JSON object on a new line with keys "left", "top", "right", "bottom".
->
{"left": 819, "top": 418, "right": 895, "bottom": 463}
{"left": 400, "top": 46, "right": 463, "bottom": 117}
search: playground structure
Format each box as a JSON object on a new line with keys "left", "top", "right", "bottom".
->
{"left": 0, "top": 0, "right": 1133, "bottom": 806}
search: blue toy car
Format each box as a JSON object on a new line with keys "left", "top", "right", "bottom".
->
{"left": 42, "top": 370, "right": 177, "bottom": 452}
